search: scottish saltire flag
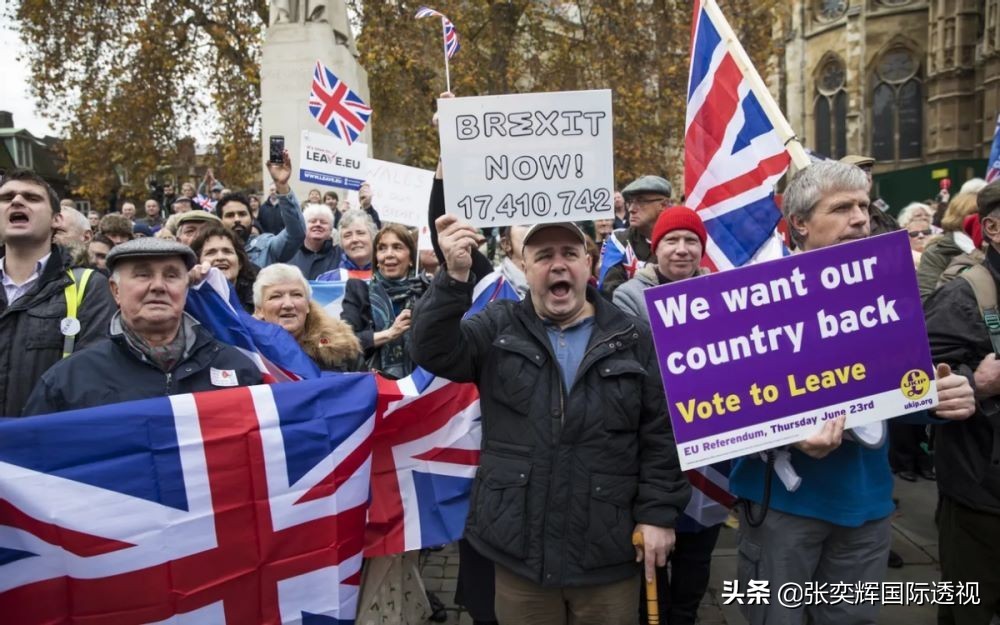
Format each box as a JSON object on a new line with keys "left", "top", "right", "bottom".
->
{"left": 686, "top": 0, "right": 792, "bottom": 272}
{"left": 362, "top": 271, "right": 518, "bottom": 556}
{"left": 597, "top": 234, "right": 641, "bottom": 289}
{"left": 415, "top": 6, "right": 460, "bottom": 59}
{"left": 187, "top": 269, "right": 320, "bottom": 381}
{"left": 0, "top": 376, "right": 376, "bottom": 624}
{"left": 309, "top": 61, "right": 372, "bottom": 146}
{"left": 987, "top": 114, "right": 1000, "bottom": 183}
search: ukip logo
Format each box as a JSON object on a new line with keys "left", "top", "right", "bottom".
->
{"left": 900, "top": 369, "right": 931, "bottom": 400}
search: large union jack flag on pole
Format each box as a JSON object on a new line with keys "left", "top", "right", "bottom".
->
{"left": 308, "top": 60, "right": 372, "bottom": 146}
{"left": 0, "top": 376, "right": 376, "bottom": 624}
{"left": 686, "top": 0, "right": 809, "bottom": 273}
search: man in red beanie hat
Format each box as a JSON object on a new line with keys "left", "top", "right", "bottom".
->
{"left": 612, "top": 206, "right": 708, "bottom": 320}
{"left": 610, "top": 206, "right": 717, "bottom": 625}
{"left": 600, "top": 175, "right": 673, "bottom": 298}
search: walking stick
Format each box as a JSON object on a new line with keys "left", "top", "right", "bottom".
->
{"left": 632, "top": 531, "right": 660, "bottom": 625}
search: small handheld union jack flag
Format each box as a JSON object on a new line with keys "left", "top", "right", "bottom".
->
{"left": 415, "top": 6, "right": 460, "bottom": 59}
{"left": 308, "top": 60, "right": 372, "bottom": 145}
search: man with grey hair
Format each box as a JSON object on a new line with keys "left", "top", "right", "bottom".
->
{"left": 24, "top": 238, "right": 262, "bottom": 415}
{"left": 729, "top": 160, "right": 976, "bottom": 625}
{"left": 54, "top": 205, "right": 93, "bottom": 246}
{"left": 924, "top": 178, "right": 1000, "bottom": 625}
{"left": 600, "top": 175, "right": 673, "bottom": 298}
{"left": 289, "top": 203, "right": 340, "bottom": 280}
{"left": 315, "top": 208, "right": 377, "bottom": 281}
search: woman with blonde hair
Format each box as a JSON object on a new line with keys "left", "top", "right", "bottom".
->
{"left": 253, "top": 264, "right": 363, "bottom": 372}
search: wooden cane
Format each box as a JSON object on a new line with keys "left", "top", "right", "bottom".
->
{"left": 632, "top": 530, "right": 660, "bottom": 625}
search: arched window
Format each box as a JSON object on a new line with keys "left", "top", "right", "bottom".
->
{"left": 814, "top": 57, "right": 847, "bottom": 159}
{"left": 871, "top": 47, "right": 922, "bottom": 162}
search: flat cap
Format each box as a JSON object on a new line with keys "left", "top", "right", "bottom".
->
{"left": 171, "top": 195, "right": 193, "bottom": 206}
{"left": 840, "top": 154, "right": 875, "bottom": 168}
{"left": 105, "top": 237, "right": 198, "bottom": 271}
{"left": 175, "top": 210, "right": 222, "bottom": 226}
{"left": 977, "top": 179, "right": 1000, "bottom": 220}
{"left": 622, "top": 175, "right": 672, "bottom": 199}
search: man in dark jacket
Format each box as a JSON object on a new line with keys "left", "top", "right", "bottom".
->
{"left": 0, "top": 168, "right": 116, "bottom": 416}
{"left": 413, "top": 215, "right": 690, "bottom": 625}
{"left": 289, "top": 203, "right": 341, "bottom": 279}
{"left": 600, "top": 175, "right": 672, "bottom": 298}
{"left": 924, "top": 179, "right": 1000, "bottom": 625}
{"left": 24, "top": 238, "right": 262, "bottom": 415}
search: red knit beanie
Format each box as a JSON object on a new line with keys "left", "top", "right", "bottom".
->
{"left": 651, "top": 206, "right": 707, "bottom": 251}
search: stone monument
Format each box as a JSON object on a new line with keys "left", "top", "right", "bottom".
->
{"left": 261, "top": 0, "right": 371, "bottom": 199}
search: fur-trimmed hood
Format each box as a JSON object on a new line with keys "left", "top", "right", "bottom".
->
{"left": 298, "top": 301, "right": 363, "bottom": 372}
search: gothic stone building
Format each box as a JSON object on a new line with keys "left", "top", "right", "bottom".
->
{"left": 773, "top": 0, "right": 998, "bottom": 211}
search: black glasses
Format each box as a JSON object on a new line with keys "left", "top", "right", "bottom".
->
{"left": 908, "top": 229, "right": 932, "bottom": 238}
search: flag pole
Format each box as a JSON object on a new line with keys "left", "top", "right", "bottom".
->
{"left": 702, "top": 0, "right": 810, "bottom": 170}
{"left": 441, "top": 18, "right": 452, "bottom": 93}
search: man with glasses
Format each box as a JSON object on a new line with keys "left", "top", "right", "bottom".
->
{"left": 600, "top": 175, "right": 672, "bottom": 298}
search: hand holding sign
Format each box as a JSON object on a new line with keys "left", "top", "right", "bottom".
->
{"left": 436, "top": 214, "right": 478, "bottom": 282}
{"left": 934, "top": 363, "right": 975, "bottom": 420}
{"left": 793, "top": 415, "right": 845, "bottom": 459}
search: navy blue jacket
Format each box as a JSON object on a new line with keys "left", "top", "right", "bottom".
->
{"left": 23, "top": 321, "right": 263, "bottom": 415}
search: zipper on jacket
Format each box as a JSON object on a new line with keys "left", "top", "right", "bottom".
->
{"left": 165, "top": 372, "right": 173, "bottom": 395}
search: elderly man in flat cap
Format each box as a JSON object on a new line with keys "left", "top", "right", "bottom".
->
{"left": 24, "top": 238, "right": 262, "bottom": 415}
{"left": 600, "top": 174, "right": 673, "bottom": 298}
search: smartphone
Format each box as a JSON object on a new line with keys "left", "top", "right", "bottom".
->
{"left": 269, "top": 135, "right": 285, "bottom": 164}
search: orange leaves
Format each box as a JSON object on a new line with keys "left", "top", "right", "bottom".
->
{"left": 16, "top": 0, "right": 265, "bottom": 204}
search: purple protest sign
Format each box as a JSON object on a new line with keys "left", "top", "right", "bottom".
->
{"left": 643, "top": 230, "right": 937, "bottom": 470}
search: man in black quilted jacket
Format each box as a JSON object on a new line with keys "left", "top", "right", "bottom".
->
{"left": 412, "top": 215, "right": 690, "bottom": 625}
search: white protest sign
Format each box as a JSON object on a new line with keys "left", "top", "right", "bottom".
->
{"left": 363, "top": 159, "right": 434, "bottom": 228}
{"left": 437, "top": 90, "right": 614, "bottom": 227}
{"left": 299, "top": 130, "right": 367, "bottom": 191}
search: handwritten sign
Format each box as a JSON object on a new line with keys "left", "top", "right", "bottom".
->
{"left": 644, "top": 231, "right": 937, "bottom": 470}
{"left": 363, "top": 159, "right": 434, "bottom": 228}
{"left": 437, "top": 90, "right": 614, "bottom": 227}
{"left": 299, "top": 130, "right": 367, "bottom": 191}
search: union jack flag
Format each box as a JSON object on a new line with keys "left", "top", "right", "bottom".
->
{"left": 0, "top": 376, "right": 377, "bottom": 624}
{"left": 987, "top": 114, "right": 1000, "bottom": 183}
{"left": 186, "top": 269, "right": 320, "bottom": 382}
{"left": 308, "top": 61, "right": 372, "bottom": 146}
{"left": 597, "top": 234, "right": 641, "bottom": 289}
{"left": 415, "top": 6, "right": 460, "bottom": 59}
{"left": 363, "top": 271, "right": 518, "bottom": 556}
{"left": 686, "top": 0, "right": 791, "bottom": 272}
{"left": 194, "top": 194, "right": 215, "bottom": 212}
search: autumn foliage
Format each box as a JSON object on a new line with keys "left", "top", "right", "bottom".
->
{"left": 351, "top": 0, "right": 781, "bottom": 188}
{"left": 13, "top": 0, "right": 778, "bottom": 203}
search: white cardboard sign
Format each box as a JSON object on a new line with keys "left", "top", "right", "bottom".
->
{"left": 437, "top": 90, "right": 615, "bottom": 227}
{"left": 364, "top": 159, "right": 435, "bottom": 228}
{"left": 299, "top": 130, "right": 367, "bottom": 191}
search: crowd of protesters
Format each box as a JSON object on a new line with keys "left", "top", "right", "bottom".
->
{"left": 2, "top": 111, "right": 999, "bottom": 625}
